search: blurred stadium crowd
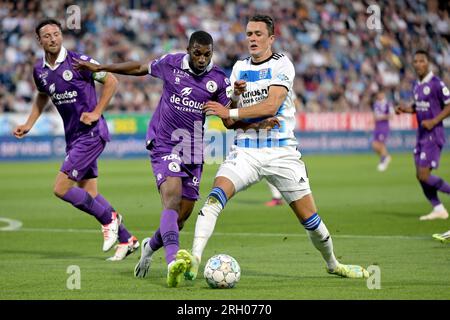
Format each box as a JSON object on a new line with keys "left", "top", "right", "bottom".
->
{"left": 1, "top": 0, "right": 449, "bottom": 114}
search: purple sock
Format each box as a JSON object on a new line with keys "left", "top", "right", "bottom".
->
{"left": 95, "top": 194, "right": 132, "bottom": 243}
{"left": 427, "top": 175, "right": 450, "bottom": 194}
{"left": 419, "top": 181, "right": 441, "bottom": 207}
{"left": 160, "top": 209, "right": 179, "bottom": 264}
{"left": 149, "top": 228, "right": 164, "bottom": 251}
{"left": 62, "top": 188, "right": 112, "bottom": 225}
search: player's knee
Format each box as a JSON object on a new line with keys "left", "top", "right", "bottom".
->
{"left": 416, "top": 171, "right": 429, "bottom": 182}
{"left": 164, "top": 196, "right": 182, "bottom": 212}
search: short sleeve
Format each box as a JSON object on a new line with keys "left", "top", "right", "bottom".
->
{"left": 388, "top": 102, "right": 395, "bottom": 115}
{"left": 436, "top": 80, "right": 450, "bottom": 106}
{"left": 216, "top": 76, "right": 232, "bottom": 107}
{"left": 74, "top": 54, "right": 98, "bottom": 82}
{"left": 148, "top": 54, "right": 169, "bottom": 80}
{"left": 89, "top": 58, "right": 108, "bottom": 83}
{"left": 32, "top": 68, "right": 46, "bottom": 94}
{"left": 230, "top": 63, "right": 239, "bottom": 84}
{"left": 269, "top": 56, "right": 295, "bottom": 92}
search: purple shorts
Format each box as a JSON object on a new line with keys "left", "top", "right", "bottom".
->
{"left": 414, "top": 135, "right": 443, "bottom": 169}
{"left": 373, "top": 130, "right": 389, "bottom": 143}
{"left": 373, "top": 122, "right": 390, "bottom": 143}
{"left": 60, "top": 132, "right": 106, "bottom": 181}
{"left": 149, "top": 148, "right": 203, "bottom": 201}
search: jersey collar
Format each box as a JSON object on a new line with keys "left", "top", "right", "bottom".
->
{"left": 250, "top": 53, "right": 274, "bottom": 65}
{"left": 418, "top": 71, "right": 433, "bottom": 85}
{"left": 182, "top": 54, "right": 213, "bottom": 75}
{"left": 42, "top": 46, "right": 67, "bottom": 70}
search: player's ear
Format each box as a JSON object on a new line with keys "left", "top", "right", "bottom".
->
{"left": 269, "top": 34, "right": 275, "bottom": 44}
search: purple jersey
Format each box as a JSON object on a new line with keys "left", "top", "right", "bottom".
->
{"left": 413, "top": 72, "right": 450, "bottom": 146}
{"left": 33, "top": 48, "right": 110, "bottom": 148}
{"left": 373, "top": 99, "right": 392, "bottom": 133}
{"left": 146, "top": 53, "right": 231, "bottom": 163}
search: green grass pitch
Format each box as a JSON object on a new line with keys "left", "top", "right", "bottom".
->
{"left": 0, "top": 153, "right": 449, "bottom": 299}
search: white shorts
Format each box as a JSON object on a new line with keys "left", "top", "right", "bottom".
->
{"left": 216, "top": 145, "right": 311, "bottom": 204}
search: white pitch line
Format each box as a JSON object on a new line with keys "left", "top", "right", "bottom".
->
{"left": 0, "top": 218, "right": 23, "bottom": 231}
{"left": 10, "top": 227, "right": 429, "bottom": 240}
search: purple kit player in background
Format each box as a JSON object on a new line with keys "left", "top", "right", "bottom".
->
{"left": 74, "top": 31, "right": 233, "bottom": 287}
{"left": 372, "top": 90, "right": 394, "bottom": 172}
{"left": 396, "top": 49, "right": 450, "bottom": 221}
{"left": 13, "top": 19, "right": 139, "bottom": 261}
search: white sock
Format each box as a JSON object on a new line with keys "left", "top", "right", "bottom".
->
{"left": 267, "top": 181, "right": 282, "bottom": 199}
{"left": 306, "top": 220, "right": 339, "bottom": 271}
{"left": 192, "top": 197, "right": 223, "bottom": 262}
{"left": 433, "top": 204, "right": 445, "bottom": 212}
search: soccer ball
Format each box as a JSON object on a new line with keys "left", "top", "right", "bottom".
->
{"left": 203, "top": 254, "right": 241, "bottom": 289}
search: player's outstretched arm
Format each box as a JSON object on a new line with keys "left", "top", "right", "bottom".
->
{"left": 374, "top": 114, "right": 391, "bottom": 121}
{"left": 204, "top": 86, "right": 288, "bottom": 120}
{"left": 13, "top": 92, "right": 49, "bottom": 138}
{"left": 80, "top": 73, "right": 118, "bottom": 125}
{"left": 394, "top": 104, "right": 415, "bottom": 114}
{"left": 73, "top": 58, "right": 149, "bottom": 76}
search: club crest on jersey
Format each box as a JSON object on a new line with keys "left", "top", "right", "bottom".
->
{"left": 423, "top": 86, "right": 430, "bottom": 95}
{"left": 206, "top": 80, "right": 217, "bottom": 93}
{"left": 168, "top": 162, "right": 181, "bottom": 173}
{"left": 443, "top": 87, "right": 450, "bottom": 96}
{"left": 63, "top": 70, "right": 73, "bottom": 81}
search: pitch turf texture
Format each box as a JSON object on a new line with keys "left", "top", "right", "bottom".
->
{"left": 0, "top": 153, "right": 449, "bottom": 300}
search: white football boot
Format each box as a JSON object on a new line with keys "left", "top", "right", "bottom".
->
{"left": 134, "top": 237, "right": 154, "bottom": 278}
{"left": 377, "top": 155, "right": 391, "bottom": 172}
{"left": 420, "top": 208, "right": 449, "bottom": 221}
{"left": 101, "top": 212, "right": 122, "bottom": 252}
{"left": 107, "top": 236, "right": 140, "bottom": 261}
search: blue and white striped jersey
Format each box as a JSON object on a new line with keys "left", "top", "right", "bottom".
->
{"left": 230, "top": 53, "right": 297, "bottom": 148}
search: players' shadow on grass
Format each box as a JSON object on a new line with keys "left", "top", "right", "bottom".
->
{"left": 2, "top": 249, "right": 83, "bottom": 259}
{"left": 371, "top": 210, "right": 420, "bottom": 218}
{"left": 231, "top": 199, "right": 261, "bottom": 205}
{"left": 118, "top": 269, "right": 197, "bottom": 289}
{"left": 244, "top": 269, "right": 328, "bottom": 280}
